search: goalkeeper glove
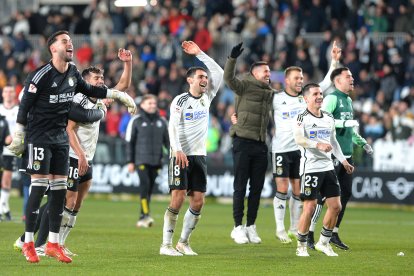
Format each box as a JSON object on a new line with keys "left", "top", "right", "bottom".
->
{"left": 106, "top": 89, "right": 137, "bottom": 115}
{"left": 363, "top": 143, "right": 373, "bottom": 155}
{"left": 7, "top": 123, "right": 25, "bottom": 156}
{"left": 344, "top": 120, "right": 359, "bottom": 127}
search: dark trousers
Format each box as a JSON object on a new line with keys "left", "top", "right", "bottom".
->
{"left": 137, "top": 164, "right": 160, "bottom": 216}
{"left": 232, "top": 137, "right": 268, "bottom": 226}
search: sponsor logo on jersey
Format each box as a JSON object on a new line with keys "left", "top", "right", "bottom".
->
{"left": 185, "top": 110, "right": 207, "bottom": 121}
{"left": 309, "top": 131, "right": 316, "bottom": 139}
{"left": 309, "top": 129, "right": 331, "bottom": 139}
{"left": 28, "top": 84, "right": 37, "bottom": 93}
{"left": 282, "top": 108, "right": 304, "bottom": 119}
{"left": 49, "top": 92, "right": 75, "bottom": 103}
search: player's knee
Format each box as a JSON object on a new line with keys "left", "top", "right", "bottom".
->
{"left": 330, "top": 202, "right": 342, "bottom": 215}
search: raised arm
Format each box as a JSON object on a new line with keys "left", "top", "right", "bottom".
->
{"left": 224, "top": 43, "right": 245, "bottom": 95}
{"left": 113, "top": 48, "right": 132, "bottom": 91}
{"left": 319, "top": 40, "right": 341, "bottom": 92}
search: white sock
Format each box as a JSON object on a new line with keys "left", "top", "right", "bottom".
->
{"left": 0, "top": 189, "right": 10, "bottom": 213}
{"left": 309, "top": 203, "right": 323, "bottom": 232}
{"left": 333, "top": 227, "right": 339, "bottom": 233}
{"left": 162, "top": 208, "right": 179, "bottom": 246}
{"left": 318, "top": 226, "right": 333, "bottom": 244}
{"left": 289, "top": 195, "right": 302, "bottom": 232}
{"left": 59, "top": 209, "right": 72, "bottom": 245}
{"left": 179, "top": 208, "right": 200, "bottom": 243}
{"left": 49, "top": 232, "right": 59, "bottom": 244}
{"left": 25, "top": 232, "right": 34, "bottom": 243}
{"left": 60, "top": 213, "right": 77, "bottom": 246}
{"left": 273, "top": 193, "right": 287, "bottom": 232}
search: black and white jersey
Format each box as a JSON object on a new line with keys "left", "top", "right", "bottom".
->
{"left": 68, "top": 94, "right": 102, "bottom": 161}
{"left": 295, "top": 109, "right": 342, "bottom": 174}
{"left": 17, "top": 61, "right": 108, "bottom": 145}
{"left": 169, "top": 51, "right": 223, "bottom": 156}
{"left": 0, "top": 104, "right": 18, "bottom": 156}
{"left": 271, "top": 91, "right": 306, "bottom": 153}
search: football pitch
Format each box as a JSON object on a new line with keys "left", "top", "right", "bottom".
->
{"left": 1, "top": 196, "right": 413, "bottom": 275}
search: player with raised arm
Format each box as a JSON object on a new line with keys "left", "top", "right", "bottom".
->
{"left": 160, "top": 41, "right": 223, "bottom": 256}
{"left": 294, "top": 83, "right": 354, "bottom": 257}
{"left": 7, "top": 30, "right": 136, "bottom": 264}
{"left": 60, "top": 48, "right": 132, "bottom": 256}
{"left": 272, "top": 42, "right": 342, "bottom": 243}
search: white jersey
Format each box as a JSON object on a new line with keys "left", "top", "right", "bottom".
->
{"left": 0, "top": 104, "right": 19, "bottom": 156}
{"left": 295, "top": 109, "right": 341, "bottom": 174}
{"left": 271, "top": 91, "right": 306, "bottom": 153}
{"left": 68, "top": 94, "right": 102, "bottom": 161}
{"left": 169, "top": 51, "right": 223, "bottom": 156}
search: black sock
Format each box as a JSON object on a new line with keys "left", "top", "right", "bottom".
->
{"left": 25, "top": 185, "right": 48, "bottom": 232}
{"left": 35, "top": 203, "right": 50, "bottom": 247}
{"left": 48, "top": 189, "right": 67, "bottom": 233}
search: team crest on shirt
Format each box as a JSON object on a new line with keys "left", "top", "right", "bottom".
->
{"left": 156, "top": 120, "right": 162, "bottom": 128}
{"left": 304, "top": 187, "right": 311, "bottom": 196}
{"left": 200, "top": 98, "right": 205, "bottom": 107}
{"left": 276, "top": 167, "right": 283, "bottom": 175}
{"left": 68, "top": 77, "right": 74, "bottom": 87}
{"left": 298, "top": 96, "right": 304, "bottom": 103}
{"left": 174, "top": 177, "right": 181, "bottom": 186}
{"left": 33, "top": 161, "right": 41, "bottom": 171}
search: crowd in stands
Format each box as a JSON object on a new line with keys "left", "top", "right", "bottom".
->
{"left": 1, "top": 0, "right": 414, "bottom": 168}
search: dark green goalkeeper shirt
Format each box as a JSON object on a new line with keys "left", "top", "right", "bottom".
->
{"left": 322, "top": 89, "right": 367, "bottom": 157}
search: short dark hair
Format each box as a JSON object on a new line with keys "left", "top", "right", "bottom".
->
{"left": 186, "top": 66, "right": 207, "bottom": 78}
{"left": 330, "top": 67, "right": 350, "bottom": 82}
{"left": 284, "top": 66, "right": 302, "bottom": 77}
{"left": 46, "top": 30, "right": 69, "bottom": 56}
{"left": 249, "top": 61, "right": 268, "bottom": 73}
{"left": 140, "top": 94, "right": 157, "bottom": 105}
{"left": 302, "top": 82, "right": 320, "bottom": 96}
{"left": 82, "top": 66, "right": 104, "bottom": 78}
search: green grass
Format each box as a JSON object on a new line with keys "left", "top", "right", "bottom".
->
{"left": 1, "top": 196, "right": 413, "bottom": 275}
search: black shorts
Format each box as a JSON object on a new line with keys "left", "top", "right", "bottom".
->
{"left": 67, "top": 157, "right": 93, "bottom": 192}
{"left": 300, "top": 170, "right": 340, "bottom": 200}
{"left": 1, "top": 155, "right": 19, "bottom": 171}
{"left": 272, "top": 150, "right": 301, "bottom": 178}
{"left": 168, "top": 155, "right": 207, "bottom": 193}
{"left": 25, "top": 143, "right": 69, "bottom": 176}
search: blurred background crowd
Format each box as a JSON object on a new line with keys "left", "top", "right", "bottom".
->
{"left": 0, "top": 0, "right": 413, "bottom": 169}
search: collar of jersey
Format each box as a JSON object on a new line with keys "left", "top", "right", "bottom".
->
{"left": 187, "top": 91, "right": 203, "bottom": 99}
{"left": 306, "top": 108, "right": 324, "bottom": 118}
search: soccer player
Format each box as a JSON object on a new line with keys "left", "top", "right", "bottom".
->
{"left": 272, "top": 42, "right": 342, "bottom": 244}
{"left": 126, "top": 94, "right": 169, "bottom": 228}
{"left": 7, "top": 30, "right": 136, "bottom": 263}
{"left": 307, "top": 67, "right": 373, "bottom": 250}
{"left": 13, "top": 100, "right": 108, "bottom": 254}
{"left": 160, "top": 41, "right": 223, "bottom": 256}
{"left": 294, "top": 83, "right": 354, "bottom": 257}
{"left": 0, "top": 85, "right": 19, "bottom": 221}
{"left": 60, "top": 48, "right": 132, "bottom": 256}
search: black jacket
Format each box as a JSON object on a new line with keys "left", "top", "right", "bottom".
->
{"left": 125, "top": 110, "right": 169, "bottom": 166}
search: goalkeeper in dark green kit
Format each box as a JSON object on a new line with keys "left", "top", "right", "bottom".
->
{"left": 307, "top": 67, "right": 373, "bottom": 251}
